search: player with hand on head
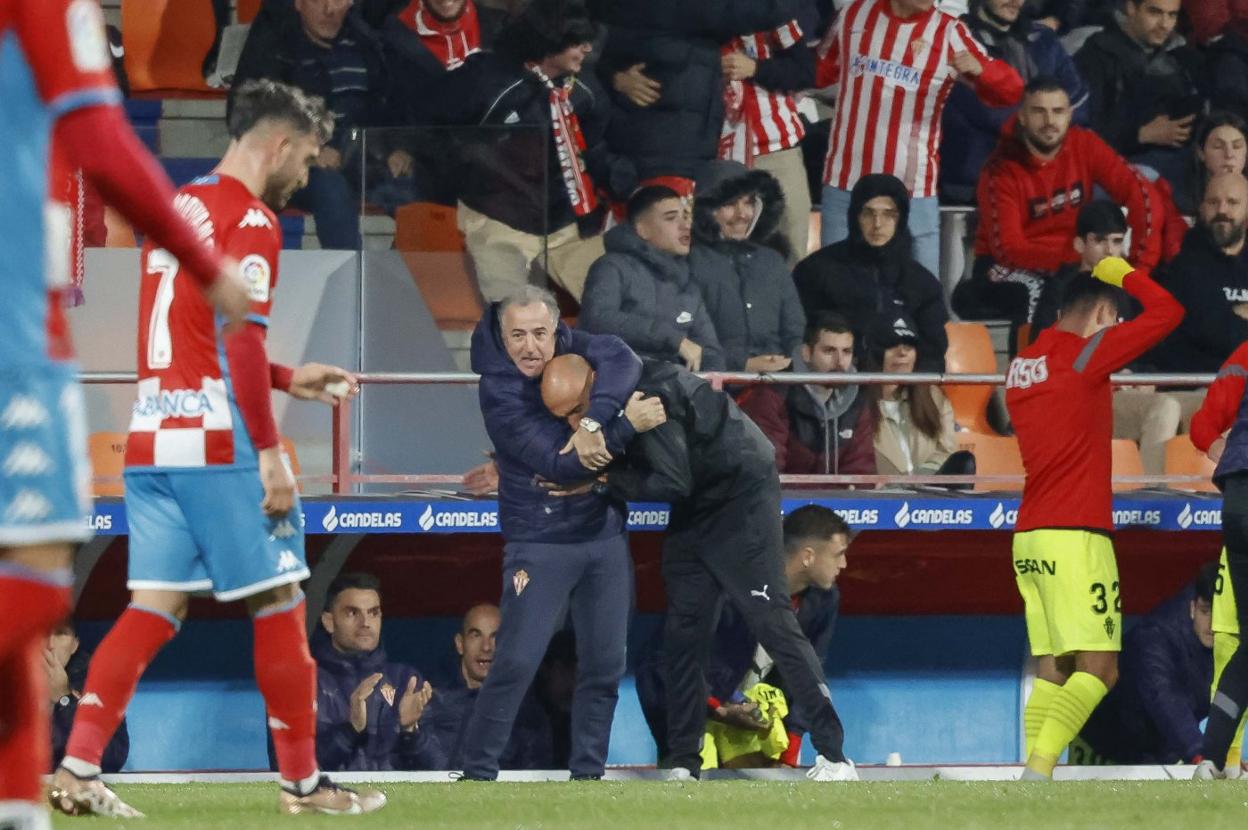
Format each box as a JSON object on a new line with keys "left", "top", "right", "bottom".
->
{"left": 0, "top": 3, "right": 250, "bottom": 828}
{"left": 1006, "top": 256, "right": 1182, "bottom": 780}
{"left": 48, "top": 79, "right": 378, "bottom": 819}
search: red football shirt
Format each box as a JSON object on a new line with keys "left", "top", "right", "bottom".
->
{"left": 126, "top": 174, "right": 280, "bottom": 470}
{"left": 1006, "top": 272, "right": 1183, "bottom": 532}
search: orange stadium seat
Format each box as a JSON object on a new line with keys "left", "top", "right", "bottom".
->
{"left": 1111, "top": 439, "right": 1145, "bottom": 492}
{"left": 88, "top": 431, "right": 127, "bottom": 497}
{"left": 943, "top": 322, "right": 998, "bottom": 435}
{"left": 954, "top": 431, "right": 1023, "bottom": 492}
{"left": 1164, "top": 434, "right": 1219, "bottom": 493}
{"left": 394, "top": 202, "right": 483, "bottom": 330}
{"left": 122, "top": 0, "right": 217, "bottom": 93}
{"left": 237, "top": 0, "right": 263, "bottom": 23}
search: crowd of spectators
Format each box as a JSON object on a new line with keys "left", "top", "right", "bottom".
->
{"left": 216, "top": 0, "right": 1248, "bottom": 481}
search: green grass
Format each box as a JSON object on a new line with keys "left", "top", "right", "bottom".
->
{"left": 48, "top": 781, "right": 1248, "bottom": 830}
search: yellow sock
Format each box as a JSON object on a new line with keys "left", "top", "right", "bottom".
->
{"left": 1024, "top": 678, "right": 1061, "bottom": 760}
{"left": 1027, "top": 672, "right": 1108, "bottom": 778}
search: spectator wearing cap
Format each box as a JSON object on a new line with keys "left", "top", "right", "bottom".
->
{"left": 1071, "top": 562, "right": 1217, "bottom": 765}
{"left": 861, "top": 314, "right": 975, "bottom": 480}
{"left": 793, "top": 174, "right": 948, "bottom": 372}
{"left": 579, "top": 186, "right": 726, "bottom": 372}
{"left": 234, "top": 0, "right": 390, "bottom": 249}
{"left": 47, "top": 620, "right": 128, "bottom": 773}
{"left": 688, "top": 161, "right": 806, "bottom": 374}
{"left": 938, "top": 0, "right": 1088, "bottom": 204}
{"left": 1029, "top": 200, "right": 1182, "bottom": 475}
{"left": 437, "top": 0, "right": 637, "bottom": 302}
{"left": 1073, "top": 0, "right": 1205, "bottom": 191}
{"left": 954, "top": 76, "right": 1163, "bottom": 329}
{"left": 739, "top": 312, "right": 876, "bottom": 478}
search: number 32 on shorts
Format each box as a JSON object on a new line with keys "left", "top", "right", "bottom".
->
{"left": 1090, "top": 581, "right": 1121, "bottom": 614}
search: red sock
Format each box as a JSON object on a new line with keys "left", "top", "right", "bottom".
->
{"left": 0, "top": 639, "right": 49, "bottom": 801}
{"left": 253, "top": 598, "right": 317, "bottom": 783}
{"left": 0, "top": 567, "right": 71, "bottom": 661}
{"left": 63, "top": 606, "right": 177, "bottom": 769}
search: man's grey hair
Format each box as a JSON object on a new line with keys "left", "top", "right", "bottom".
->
{"left": 497, "top": 285, "right": 560, "bottom": 326}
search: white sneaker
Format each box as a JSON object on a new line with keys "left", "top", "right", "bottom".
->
{"left": 663, "top": 767, "right": 696, "bottom": 782}
{"left": 807, "top": 755, "right": 858, "bottom": 781}
{"left": 47, "top": 767, "right": 144, "bottom": 818}
{"left": 1194, "top": 760, "right": 1227, "bottom": 780}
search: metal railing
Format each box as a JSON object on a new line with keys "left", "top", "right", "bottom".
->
{"left": 81, "top": 370, "right": 1219, "bottom": 494}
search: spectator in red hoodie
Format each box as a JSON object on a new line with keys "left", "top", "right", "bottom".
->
{"left": 952, "top": 76, "right": 1164, "bottom": 329}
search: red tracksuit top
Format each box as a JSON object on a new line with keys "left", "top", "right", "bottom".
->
{"left": 1191, "top": 343, "right": 1248, "bottom": 453}
{"left": 1006, "top": 271, "right": 1183, "bottom": 533}
{"left": 975, "top": 123, "right": 1163, "bottom": 273}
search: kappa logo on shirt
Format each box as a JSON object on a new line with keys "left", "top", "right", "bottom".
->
{"left": 79, "top": 693, "right": 104, "bottom": 708}
{"left": 276, "top": 550, "right": 301, "bottom": 573}
{"left": 676, "top": 311, "right": 693, "bottom": 324}
{"left": 238, "top": 208, "right": 273, "bottom": 230}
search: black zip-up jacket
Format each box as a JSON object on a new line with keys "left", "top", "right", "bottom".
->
{"left": 1074, "top": 23, "right": 1205, "bottom": 158}
{"left": 380, "top": 4, "right": 508, "bottom": 126}
{"left": 594, "top": 0, "right": 805, "bottom": 179}
{"left": 607, "top": 360, "right": 777, "bottom": 516}
{"left": 435, "top": 52, "right": 636, "bottom": 235}
{"left": 1148, "top": 224, "right": 1248, "bottom": 374}
{"left": 233, "top": 2, "right": 391, "bottom": 147}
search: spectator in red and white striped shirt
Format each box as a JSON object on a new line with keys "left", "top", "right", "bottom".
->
{"left": 815, "top": 0, "right": 1023, "bottom": 276}
{"left": 719, "top": 3, "right": 819, "bottom": 263}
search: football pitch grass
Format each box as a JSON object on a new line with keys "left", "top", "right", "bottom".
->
{"left": 48, "top": 781, "right": 1248, "bottom": 830}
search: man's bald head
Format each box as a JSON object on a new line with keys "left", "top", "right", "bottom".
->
{"left": 541, "top": 354, "right": 594, "bottom": 427}
{"left": 1201, "top": 171, "right": 1248, "bottom": 252}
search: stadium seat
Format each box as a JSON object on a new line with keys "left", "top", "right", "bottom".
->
{"left": 88, "top": 431, "right": 127, "bottom": 497}
{"left": 236, "top": 0, "right": 262, "bottom": 23}
{"left": 394, "top": 202, "right": 483, "bottom": 331}
{"left": 1163, "top": 434, "right": 1219, "bottom": 493}
{"left": 943, "top": 322, "right": 998, "bottom": 435}
{"left": 954, "top": 431, "right": 1022, "bottom": 492}
{"left": 1111, "top": 439, "right": 1145, "bottom": 492}
{"left": 122, "top": 0, "right": 217, "bottom": 93}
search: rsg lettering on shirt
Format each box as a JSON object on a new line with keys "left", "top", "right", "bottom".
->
{"left": 849, "top": 55, "right": 921, "bottom": 91}
{"left": 1006, "top": 356, "right": 1049, "bottom": 390}
{"left": 1224, "top": 286, "right": 1248, "bottom": 303}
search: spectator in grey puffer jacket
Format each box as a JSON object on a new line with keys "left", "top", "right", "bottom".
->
{"left": 689, "top": 160, "right": 805, "bottom": 374}
{"left": 580, "top": 185, "right": 726, "bottom": 371}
